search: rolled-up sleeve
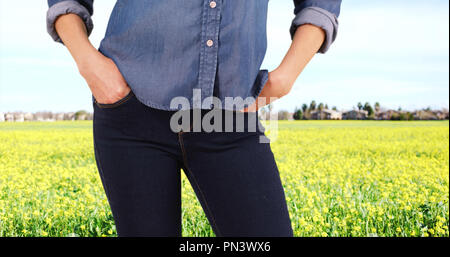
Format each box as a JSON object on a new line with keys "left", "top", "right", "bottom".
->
{"left": 290, "top": 0, "right": 342, "bottom": 53}
{"left": 46, "top": 0, "right": 94, "bottom": 43}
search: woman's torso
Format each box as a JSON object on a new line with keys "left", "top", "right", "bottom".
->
{"left": 98, "top": 0, "right": 270, "bottom": 111}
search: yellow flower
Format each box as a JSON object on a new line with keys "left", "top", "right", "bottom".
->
{"left": 1, "top": 120, "right": 448, "bottom": 237}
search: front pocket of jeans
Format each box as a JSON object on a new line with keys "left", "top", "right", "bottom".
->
{"left": 94, "top": 90, "right": 134, "bottom": 109}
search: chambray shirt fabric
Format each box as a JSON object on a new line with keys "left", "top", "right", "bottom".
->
{"left": 47, "top": 0, "right": 341, "bottom": 111}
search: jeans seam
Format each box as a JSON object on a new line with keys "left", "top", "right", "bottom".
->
{"left": 177, "top": 132, "right": 222, "bottom": 237}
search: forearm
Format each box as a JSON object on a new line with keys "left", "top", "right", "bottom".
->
{"left": 53, "top": 13, "right": 130, "bottom": 103}
{"left": 276, "top": 24, "right": 325, "bottom": 88}
{"left": 242, "top": 24, "right": 325, "bottom": 112}
{"left": 54, "top": 14, "right": 97, "bottom": 69}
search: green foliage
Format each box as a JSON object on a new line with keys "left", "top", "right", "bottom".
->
{"left": 74, "top": 110, "right": 88, "bottom": 120}
{"left": 293, "top": 109, "right": 303, "bottom": 120}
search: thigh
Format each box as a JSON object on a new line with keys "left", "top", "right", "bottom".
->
{"left": 93, "top": 95, "right": 181, "bottom": 237}
{"left": 181, "top": 124, "right": 293, "bottom": 237}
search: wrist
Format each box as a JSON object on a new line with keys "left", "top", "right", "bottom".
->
{"left": 75, "top": 46, "right": 100, "bottom": 74}
{"left": 271, "top": 67, "right": 295, "bottom": 89}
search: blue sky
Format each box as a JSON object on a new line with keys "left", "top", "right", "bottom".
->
{"left": 0, "top": 0, "right": 448, "bottom": 112}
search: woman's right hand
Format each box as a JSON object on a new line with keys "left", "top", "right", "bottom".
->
{"left": 54, "top": 13, "right": 130, "bottom": 105}
{"left": 77, "top": 49, "right": 131, "bottom": 105}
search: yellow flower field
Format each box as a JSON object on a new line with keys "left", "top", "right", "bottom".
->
{"left": 0, "top": 120, "right": 448, "bottom": 237}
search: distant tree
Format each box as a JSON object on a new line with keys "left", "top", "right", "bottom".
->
{"left": 261, "top": 104, "right": 274, "bottom": 120}
{"left": 390, "top": 113, "right": 400, "bottom": 120}
{"left": 407, "top": 112, "right": 414, "bottom": 120}
{"left": 75, "top": 110, "right": 88, "bottom": 120}
{"left": 391, "top": 112, "right": 413, "bottom": 121}
{"left": 325, "top": 104, "right": 329, "bottom": 110}
{"left": 309, "top": 100, "right": 317, "bottom": 111}
{"left": 301, "top": 104, "right": 308, "bottom": 113}
{"left": 318, "top": 103, "right": 324, "bottom": 111}
{"left": 398, "top": 106, "right": 402, "bottom": 112}
{"left": 293, "top": 108, "right": 303, "bottom": 120}
{"left": 374, "top": 102, "right": 381, "bottom": 113}
{"left": 357, "top": 102, "right": 363, "bottom": 110}
{"left": 259, "top": 106, "right": 267, "bottom": 120}
{"left": 332, "top": 106, "right": 338, "bottom": 111}
{"left": 363, "top": 102, "right": 374, "bottom": 116}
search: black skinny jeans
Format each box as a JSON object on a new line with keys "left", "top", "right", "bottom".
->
{"left": 92, "top": 91, "right": 293, "bottom": 237}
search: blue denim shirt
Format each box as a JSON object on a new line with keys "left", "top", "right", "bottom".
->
{"left": 47, "top": 0, "right": 341, "bottom": 111}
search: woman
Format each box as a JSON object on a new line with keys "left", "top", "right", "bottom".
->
{"left": 46, "top": 0, "right": 341, "bottom": 237}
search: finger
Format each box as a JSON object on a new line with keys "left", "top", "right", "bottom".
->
{"left": 239, "top": 106, "right": 250, "bottom": 113}
{"left": 244, "top": 103, "right": 258, "bottom": 113}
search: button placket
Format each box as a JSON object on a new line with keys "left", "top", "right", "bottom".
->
{"left": 198, "top": 0, "right": 222, "bottom": 107}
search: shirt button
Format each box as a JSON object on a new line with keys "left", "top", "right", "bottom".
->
{"left": 210, "top": 1, "right": 217, "bottom": 8}
{"left": 206, "top": 40, "right": 214, "bottom": 47}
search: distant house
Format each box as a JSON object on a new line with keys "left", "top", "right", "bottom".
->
{"left": 5, "top": 113, "right": 14, "bottom": 122}
{"left": 1, "top": 111, "right": 93, "bottom": 122}
{"left": 376, "top": 110, "right": 396, "bottom": 120}
{"left": 14, "top": 113, "right": 24, "bottom": 122}
{"left": 76, "top": 114, "right": 87, "bottom": 120}
{"left": 64, "top": 112, "right": 75, "bottom": 121}
{"left": 24, "top": 113, "right": 34, "bottom": 121}
{"left": 413, "top": 110, "right": 437, "bottom": 120}
{"left": 277, "top": 111, "right": 293, "bottom": 120}
{"left": 310, "top": 109, "right": 342, "bottom": 120}
{"left": 55, "top": 113, "right": 65, "bottom": 121}
{"left": 432, "top": 110, "right": 448, "bottom": 120}
{"left": 342, "top": 109, "right": 368, "bottom": 120}
{"left": 33, "top": 113, "right": 44, "bottom": 121}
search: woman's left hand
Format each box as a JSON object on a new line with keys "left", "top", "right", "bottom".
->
{"left": 241, "top": 69, "right": 294, "bottom": 112}
{"left": 240, "top": 24, "right": 326, "bottom": 113}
